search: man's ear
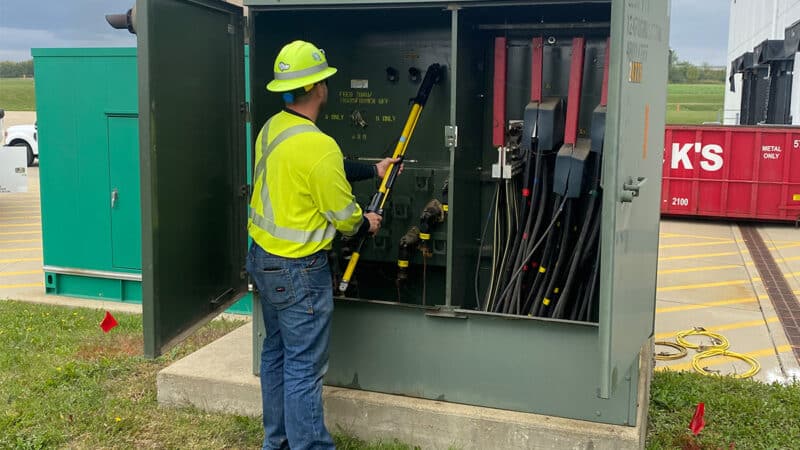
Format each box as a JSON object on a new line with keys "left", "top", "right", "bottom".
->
{"left": 314, "top": 83, "right": 326, "bottom": 99}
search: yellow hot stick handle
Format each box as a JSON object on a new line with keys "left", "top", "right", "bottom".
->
{"left": 378, "top": 104, "right": 423, "bottom": 194}
{"left": 338, "top": 252, "right": 361, "bottom": 292}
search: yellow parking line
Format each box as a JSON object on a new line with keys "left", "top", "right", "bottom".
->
{"left": 0, "top": 231, "right": 40, "bottom": 236}
{"left": 657, "top": 257, "right": 800, "bottom": 274}
{"left": 0, "top": 247, "right": 42, "bottom": 253}
{"left": 655, "top": 317, "right": 780, "bottom": 340}
{"left": 659, "top": 233, "right": 732, "bottom": 242}
{"left": 658, "top": 272, "right": 800, "bottom": 292}
{"left": 656, "top": 345, "right": 793, "bottom": 372}
{"left": 0, "top": 270, "right": 41, "bottom": 277}
{"left": 658, "top": 279, "right": 748, "bottom": 292}
{"left": 0, "top": 257, "right": 42, "bottom": 263}
{"left": 0, "top": 282, "right": 43, "bottom": 289}
{"left": 1, "top": 223, "right": 40, "bottom": 228}
{"left": 656, "top": 297, "right": 756, "bottom": 314}
{"left": 659, "top": 251, "right": 742, "bottom": 261}
{"left": 0, "top": 215, "right": 41, "bottom": 219}
{"left": 658, "top": 265, "right": 742, "bottom": 275}
{"left": 0, "top": 208, "right": 41, "bottom": 213}
{"left": 659, "top": 240, "right": 735, "bottom": 250}
{"left": 0, "top": 239, "right": 41, "bottom": 243}
{"left": 659, "top": 243, "right": 800, "bottom": 262}
{"left": 656, "top": 290, "right": 800, "bottom": 314}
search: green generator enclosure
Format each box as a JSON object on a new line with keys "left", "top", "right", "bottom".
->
{"left": 32, "top": 47, "right": 253, "bottom": 314}
{"left": 133, "top": 0, "right": 668, "bottom": 427}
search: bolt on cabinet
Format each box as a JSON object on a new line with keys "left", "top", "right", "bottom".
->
{"left": 136, "top": 0, "right": 667, "bottom": 426}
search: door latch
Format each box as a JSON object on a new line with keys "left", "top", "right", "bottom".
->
{"left": 111, "top": 188, "right": 119, "bottom": 208}
{"left": 445, "top": 125, "right": 458, "bottom": 148}
{"left": 620, "top": 177, "right": 647, "bottom": 203}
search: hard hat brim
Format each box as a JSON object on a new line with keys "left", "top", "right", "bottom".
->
{"left": 266, "top": 67, "right": 338, "bottom": 93}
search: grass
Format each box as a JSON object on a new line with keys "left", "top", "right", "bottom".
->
{"left": 0, "top": 78, "right": 36, "bottom": 111}
{"left": 0, "top": 78, "right": 729, "bottom": 123}
{"left": 5, "top": 300, "right": 800, "bottom": 450}
{"left": 0, "top": 301, "right": 418, "bottom": 449}
{"left": 647, "top": 371, "right": 800, "bottom": 449}
{"left": 667, "top": 83, "right": 725, "bottom": 125}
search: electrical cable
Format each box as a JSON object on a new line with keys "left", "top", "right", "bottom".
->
{"left": 539, "top": 201, "right": 574, "bottom": 318}
{"left": 675, "top": 328, "right": 730, "bottom": 351}
{"left": 552, "top": 193, "right": 598, "bottom": 319}
{"left": 655, "top": 341, "right": 688, "bottom": 361}
{"left": 692, "top": 349, "right": 760, "bottom": 379}
{"left": 484, "top": 186, "right": 502, "bottom": 311}
{"left": 474, "top": 186, "right": 498, "bottom": 309}
{"left": 507, "top": 148, "right": 543, "bottom": 314}
{"left": 574, "top": 235, "right": 600, "bottom": 322}
{"left": 520, "top": 167, "right": 552, "bottom": 315}
{"left": 490, "top": 194, "right": 568, "bottom": 309}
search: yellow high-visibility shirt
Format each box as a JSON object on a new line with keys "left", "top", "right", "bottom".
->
{"left": 248, "top": 110, "right": 365, "bottom": 258}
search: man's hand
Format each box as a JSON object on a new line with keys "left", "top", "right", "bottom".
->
{"left": 375, "top": 157, "right": 404, "bottom": 178}
{"left": 364, "top": 212, "right": 382, "bottom": 235}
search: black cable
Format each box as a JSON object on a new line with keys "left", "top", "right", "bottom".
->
{"left": 579, "top": 250, "right": 601, "bottom": 322}
{"left": 538, "top": 201, "right": 574, "bottom": 318}
{"left": 504, "top": 144, "right": 537, "bottom": 291}
{"left": 490, "top": 194, "right": 568, "bottom": 309}
{"left": 475, "top": 185, "right": 498, "bottom": 310}
{"left": 508, "top": 143, "right": 543, "bottom": 314}
{"left": 494, "top": 180, "right": 520, "bottom": 303}
{"left": 551, "top": 192, "right": 598, "bottom": 319}
{"left": 572, "top": 234, "right": 598, "bottom": 321}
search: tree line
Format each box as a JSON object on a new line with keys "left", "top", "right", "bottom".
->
{"left": 669, "top": 50, "right": 726, "bottom": 84}
{"left": 2, "top": 52, "right": 728, "bottom": 84}
{"left": 0, "top": 60, "right": 34, "bottom": 78}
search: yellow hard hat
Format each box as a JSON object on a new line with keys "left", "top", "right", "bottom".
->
{"left": 266, "top": 40, "right": 338, "bottom": 93}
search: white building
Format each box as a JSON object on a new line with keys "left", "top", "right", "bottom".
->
{"left": 724, "top": 0, "right": 800, "bottom": 125}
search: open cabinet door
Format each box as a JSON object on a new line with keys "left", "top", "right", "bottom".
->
{"left": 137, "top": 0, "right": 247, "bottom": 358}
{"left": 599, "top": 0, "right": 668, "bottom": 402}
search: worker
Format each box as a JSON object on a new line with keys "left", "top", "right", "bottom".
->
{"left": 246, "top": 40, "right": 389, "bottom": 450}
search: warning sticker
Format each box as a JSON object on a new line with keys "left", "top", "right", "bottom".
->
{"left": 793, "top": 194, "right": 800, "bottom": 201}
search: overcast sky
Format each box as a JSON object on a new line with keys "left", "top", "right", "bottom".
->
{"left": 0, "top": 0, "right": 730, "bottom": 65}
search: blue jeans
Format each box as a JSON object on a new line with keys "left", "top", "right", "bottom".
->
{"left": 246, "top": 243, "right": 336, "bottom": 450}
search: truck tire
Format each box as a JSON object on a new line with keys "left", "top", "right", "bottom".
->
{"left": 11, "top": 141, "right": 34, "bottom": 167}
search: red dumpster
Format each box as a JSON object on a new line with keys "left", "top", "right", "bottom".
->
{"left": 662, "top": 125, "right": 800, "bottom": 223}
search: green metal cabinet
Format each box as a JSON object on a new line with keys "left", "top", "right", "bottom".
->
{"left": 33, "top": 48, "right": 143, "bottom": 301}
{"left": 32, "top": 47, "right": 253, "bottom": 314}
{"left": 133, "top": 0, "right": 668, "bottom": 427}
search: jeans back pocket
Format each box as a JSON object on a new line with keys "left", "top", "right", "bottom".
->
{"left": 257, "top": 268, "right": 298, "bottom": 311}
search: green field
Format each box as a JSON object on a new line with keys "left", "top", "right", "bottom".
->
{"left": 0, "top": 78, "right": 726, "bottom": 124}
{"left": 667, "top": 83, "right": 725, "bottom": 125}
{"left": 0, "top": 78, "right": 36, "bottom": 111}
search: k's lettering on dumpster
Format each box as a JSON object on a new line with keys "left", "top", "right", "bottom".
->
{"left": 669, "top": 142, "right": 724, "bottom": 172}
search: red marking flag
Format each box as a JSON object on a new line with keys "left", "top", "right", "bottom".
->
{"left": 100, "top": 311, "right": 118, "bottom": 333}
{"left": 689, "top": 402, "right": 705, "bottom": 436}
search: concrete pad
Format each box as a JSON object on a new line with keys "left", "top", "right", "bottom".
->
{"left": 158, "top": 323, "right": 650, "bottom": 450}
